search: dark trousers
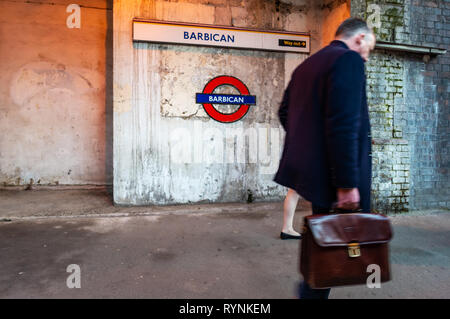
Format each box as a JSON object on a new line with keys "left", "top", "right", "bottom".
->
{"left": 298, "top": 204, "right": 332, "bottom": 299}
{"left": 298, "top": 281, "right": 331, "bottom": 299}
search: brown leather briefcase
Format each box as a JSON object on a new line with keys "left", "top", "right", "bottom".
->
{"left": 300, "top": 212, "right": 393, "bottom": 288}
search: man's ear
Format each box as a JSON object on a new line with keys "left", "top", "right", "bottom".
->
{"left": 370, "top": 33, "right": 376, "bottom": 49}
{"left": 355, "top": 33, "right": 365, "bottom": 46}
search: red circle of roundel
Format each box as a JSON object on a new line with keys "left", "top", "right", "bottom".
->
{"left": 201, "top": 76, "right": 251, "bottom": 123}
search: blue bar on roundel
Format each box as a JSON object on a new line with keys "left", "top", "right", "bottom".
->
{"left": 196, "top": 93, "right": 256, "bottom": 105}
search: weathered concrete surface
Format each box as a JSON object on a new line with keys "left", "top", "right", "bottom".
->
{"left": 0, "top": 190, "right": 449, "bottom": 298}
{"left": 0, "top": 188, "right": 310, "bottom": 219}
{"left": 113, "top": 0, "right": 328, "bottom": 206}
{"left": 321, "top": 0, "right": 351, "bottom": 47}
{"left": 0, "top": 0, "right": 112, "bottom": 186}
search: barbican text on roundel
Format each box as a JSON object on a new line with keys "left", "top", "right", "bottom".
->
{"left": 184, "top": 31, "right": 235, "bottom": 43}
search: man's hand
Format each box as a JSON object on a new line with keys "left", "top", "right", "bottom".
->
{"left": 336, "top": 188, "right": 360, "bottom": 211}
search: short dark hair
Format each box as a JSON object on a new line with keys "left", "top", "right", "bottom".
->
{"left": 335, "top": 17, "right": 371, "bottom": 38}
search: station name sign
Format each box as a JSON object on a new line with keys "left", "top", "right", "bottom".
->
{"left": 133, "top": 19, "right": 310, "bottom": 54}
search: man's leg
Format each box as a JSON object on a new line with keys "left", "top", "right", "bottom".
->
{"left": 298, "top": 204, "right": 332, "bottom": 299}
{"left": 298, "top": 281, "right": 331, "bottom": 299}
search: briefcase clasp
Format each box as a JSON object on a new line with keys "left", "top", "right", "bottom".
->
{"left": 348, "top": 243, "right": 361, "bottom": 257}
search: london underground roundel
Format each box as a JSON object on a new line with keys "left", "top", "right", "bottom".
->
{"left": 196, "top": 76, "right": 256, "bottom": 123}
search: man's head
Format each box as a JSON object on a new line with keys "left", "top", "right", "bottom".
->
{"left": 335, "top": 18, "right": 376, "bottom": 61}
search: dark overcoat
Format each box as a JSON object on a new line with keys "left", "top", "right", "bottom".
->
{"left": 274, "top": 40, "right": 372, "bottom": 211}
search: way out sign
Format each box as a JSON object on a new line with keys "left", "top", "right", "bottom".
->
{"left": 196, "top": 76, "right": 256, "bottom": 123}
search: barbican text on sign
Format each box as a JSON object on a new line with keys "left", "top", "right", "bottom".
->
{"left": 133, "top": 19, "right": 310, "bottom": 53}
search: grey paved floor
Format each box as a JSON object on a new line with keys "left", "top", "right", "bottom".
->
{"left": 0, "top": 189, "right": 449, "bottom": 298}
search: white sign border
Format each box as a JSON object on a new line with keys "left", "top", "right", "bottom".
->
{"left": 132, "top": 19, "right": 310, "bottom": 54}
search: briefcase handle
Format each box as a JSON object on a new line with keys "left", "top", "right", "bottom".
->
{"left": 331, "top": 207, "right": 386, "bottom": 216}
{"left": 331, "top": 207, "right": 363, "bottom": 214}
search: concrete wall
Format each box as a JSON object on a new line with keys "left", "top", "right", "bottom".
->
{"left": 352, "top": 0, "right": 450, "bottom": 211}
{"left": 321, "top": 0, "right": 351, "bottom": 47}
{"left": 0, "top": 0, "right": 112, "bottom": 187}
{"left": 113, "top": 0, "right": 329, "bottom": 205}
{"left": 3, "top": 0, "right": 446, "bottom": 211}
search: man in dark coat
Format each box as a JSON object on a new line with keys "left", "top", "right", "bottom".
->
{"left": 274, "top": 18, "right": 376, "bottom": 298}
